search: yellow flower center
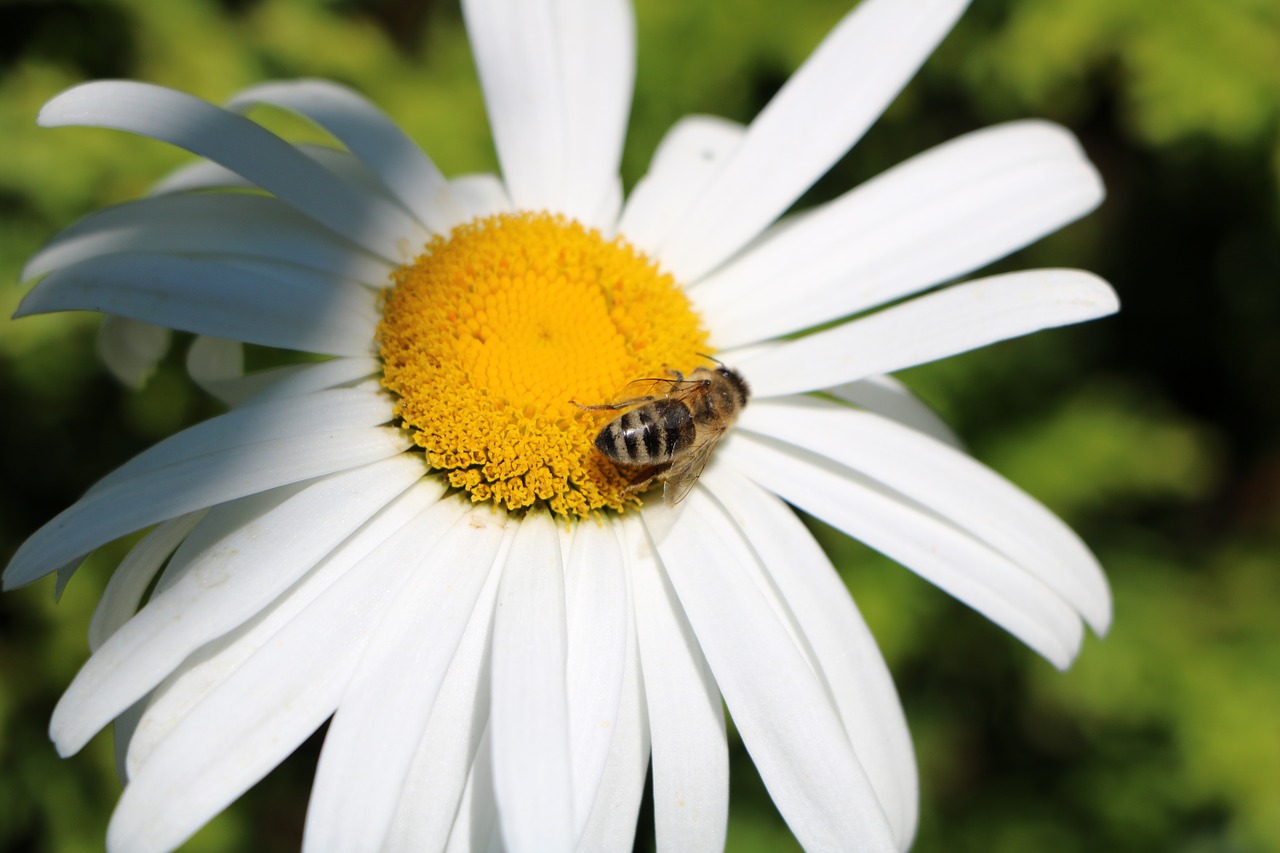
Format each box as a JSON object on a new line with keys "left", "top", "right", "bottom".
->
{"left": 378, "top": 212, "right": 709, "bottom": 518}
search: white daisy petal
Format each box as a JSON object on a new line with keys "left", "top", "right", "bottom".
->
{"left": 106, "top": 492, "right": 460, "bottom": 853}
{"left": 125, "top": 479, "right": 445, "bottom": 778}
{"left": 623, "top": 514, "right": 728, "bottom": 853}
{"left": 463, "top": 0, "right": 566, "bottom": 213}
{"left": 563, "top": 521, "right": 629, "bottom": 836}
{"left": 95, "top": 315, "right": 171, "bottom": 390}
{"left": 692, "top": 121, "right": 1104, "bottom": 346}
{"left": 743, "top": 397, "right": 1111, "bottom": 633}
{"left": 463, "top": 0, "right": 633, "bottom": 222}
{"left": 199, "top": 357, "right": 381, "bottom": 410}
{"left": 490, "top": 511, "right": 576, "bottom": 853}
{"left": 574, "top": 590, "right": 648, "bottom": 853}
{"left": 448, "top": 174, "right": 515, "bottom": 221}
{"left": 556, "top": 0, "right": 635, "bottom": 225}
{"left": 22, "top": 193, "right": 396, "bottom": 287}
{"left": 727, "top": 434, "right": 1083, "bottom": 668}
{"left": 702, "top": 466, "right": 918, "bottom": 849}
{"left": 38, "top": 81, "right": 422, "bottom": 260}
{"left": 738, "top": 269, "right": 1119, "bottom": 398}
{"left": 50, "top": 455, "right": 425, "bottom": 757}
{"left": 5, "top": 390, "right": 406, "bottom": 589}
{"left": 15, "top": 252, "right": 379, "bottom": 357}
{"left": 616, "top": 115, "right": 745, "bottom": 259}
{"left": 829, "top": 375, "right": 962, "bottom": 448}
{"left": 227, "top": 80, "right": 464, "bottom": 235}
{"left": 657, "top": 0, "right": 972, "bottom": 281}
{"left": 186, "top": 335, "right": 244, "bottom": 404}
{"left": 304, "top": 507, "right": 508, "bottom": 853}
{"left": 657, "top": 487, "right": 899, "bottom": 852}
{"left": 381, "top": 552, "right": 501, "bottom": 853}
{"left": 89, "top": 387, "right": 391, "bottom": 494}
{"left": 87, "top": 511, "right": 208, "bottom": 652}
{"left": 447, "top": 728, "right": 500, "bottom": 853}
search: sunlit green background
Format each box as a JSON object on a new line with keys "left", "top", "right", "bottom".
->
{"left": 2, "top": 0, "right": 1278, "bottom": 850}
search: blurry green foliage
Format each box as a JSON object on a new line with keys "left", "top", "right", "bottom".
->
{"left": 3, "top": 1, "right": 1279, "bottom": 852}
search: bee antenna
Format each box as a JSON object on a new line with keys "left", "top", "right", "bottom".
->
{"left": 696, "top": 352, "right": 725, "bottom": 366}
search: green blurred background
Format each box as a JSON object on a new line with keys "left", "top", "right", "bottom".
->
{"left": 2, "top": 0, "right": 1278, "bottom": 850}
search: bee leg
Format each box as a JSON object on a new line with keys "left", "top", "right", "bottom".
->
{"left": 619, "top": 462, "right": 672, "bottom": 495}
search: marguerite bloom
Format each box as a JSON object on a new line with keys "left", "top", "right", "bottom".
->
{"left": 4, "top": 0, "right": 1116, "bottom": 850}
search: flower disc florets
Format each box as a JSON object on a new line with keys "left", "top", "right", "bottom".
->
{"left": 378, "top": 212, "right": 709, "bottom": 517}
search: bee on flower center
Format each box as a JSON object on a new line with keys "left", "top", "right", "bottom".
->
{"left": 577, "top": 364, "right": 750, "bottom": 506}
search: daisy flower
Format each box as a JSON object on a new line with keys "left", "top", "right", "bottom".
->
{"left": 5, "top": 0, "right": 1116, "bottom": 850}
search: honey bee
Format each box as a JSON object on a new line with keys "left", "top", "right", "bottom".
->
{"left": 577, "top": 364, "right": 750, "bottom": 506}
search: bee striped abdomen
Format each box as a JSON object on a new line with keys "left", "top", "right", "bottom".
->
{"left": 596, "top": 398, "right": 695, "bottom": 465}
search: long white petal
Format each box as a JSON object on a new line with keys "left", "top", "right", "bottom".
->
{"left": 657, "top": 488, "right": 898, "bottom": 852}
{"left": 95, "top": 315, "right": 170, "bottom": 390}
{"left": 202, "top": 357, "right": 381, "bottom": 410}
{"left": 303, "top": 508, "right": 509, "bottom": 853}
{"left": 23, "top": 193, "right": 396, "bottom": 287}
{"left": 16, "top": 252, "right": 379, "bottom": 357}
{"left": 126, "top": 479, "right": 446, "bottom": 779}
{"left": 555, "top": 0, "right": 635, "bottom": 225}
{"left": 5, "top": 401, "right": 407, "bottom": 589}
{"left": 490, "top": 511, "right": 575, "bottom": 853}
{"left": 562, "top": 522, "right": 629, "bottom": 836}
{"left": 616, "top": 116, "right": 745, "bottom": 259}
{"left": 227, "top": 80, "right": 463, "bottom": 234}
{"left": 87, "top": 511, "right": 207, "bottom": 652}
{"left": 624, "top": 514, "right": 728, "bottom": 853}
{"left": 692, "top": 121, "right": 1104, "bottom": 346}
{"left": 656, "top": 0, "right": 972, "bottom": 282}
{"left": 829, "top": 374, "right": 962, "bottom": 448}
{"left": 738, "top": 269, "right": 1119, "bottom": 398}
{"left": 702, "top": 467, "right": 918, "bottom": 849}
{"left": 463, "top": 0, "right": 633, "bottom": 222}
{"left": 574, "top": 579, "right": 648, "bottom": 853}
{"left": 742, "top": 398, "right": 1111, "bottom": 633}
{"left": 448, "top": 174, "right": 515, "bottom": 222}
{"left": 51, "top": 456, "right": 425, "bottom": 757}
{"left": 446, "top": 728, "right": 500, "bottom": 853}
{"left": 39, "top": 81, "right": 423, "bottom": 261}
{"left": 104, "top": 493, "right": 465, "bottom": 853}
{"left": 726, "top": 434, "right": 1083, "bottom": 668}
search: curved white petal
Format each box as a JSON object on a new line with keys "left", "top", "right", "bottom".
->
{"left": 39, "top": 81, "right": 423, "bottom": 261}
{"left": 623, "top": 514, "right": 728, "bottom": 853}
{"left": 16, "top": 252, "right": 379, "bottom": 357}
{"left": 616, "top": 115, "right": 745, "bottom": 259}
{"left": 381, "top": 550, "right": 502, "bottom": 853}
{"left": 447, "top": 728, "right": 500, "bottom": 853}
{"left": 147, "top": 143, "right": 399, "bottom": 207}
{"left": 574, "top": 581, "right": 648, "bottom": 853}
{"left": 227, "top": 80, "right": 464, "bottom": 235}
{"left": 692, "top": 120, "right": 1105, "bottom": 346}
{"left": 562, "top": 522, "right": 628, "bottom": 837}
{"left": 742, "top": 398, "right": 1111, "bottom": 633}
{"left": 736, "top": 269, "right": 1119, "bottom": 398}
{"left": 186, "top": 335, "right": 243, "bottom": 404}
{"left": 95, "top": 315, "right": 170, "bottom": 390}
{"left": 209, "top": 357, "right": 381, "bottom": 409}
{"left": 656, "top": 488, "right": 898, "bottom": 852}
{"left": 726, "top": 434, "right": 1083, "bottom": 668}
{"left": 490, "top": 511, "right": 575, "bottom": 853}
{"left": 702, "top": 466, "right": 918, "bottom": 849}
{"left": 23, "top": 193, "right": 396, "bottom": 287}
{"left": 829, "top": 375, "right": 962, "bottom": 448}
{"left": 656, "top": 0, "right": 972, "bottom": 282}
{"left": 105, "top": 493, "right": 463, "bottom": 853}
{"left": 303, "top": 507, "right": 509, "bottom": 853}
{"left": 87, "top": 511, "right": 207, "bottom": 652}
{"left": 126, "top": 479, "right": 445, "bottom": 778}
{"left": 50, "top": 456, "right": 425, "bottom": 757}
{"left": 5, "top": 410, "right": 408, "bottom": 589}
{"left": 462, "top": 0, "right": 633, "bottom": 222}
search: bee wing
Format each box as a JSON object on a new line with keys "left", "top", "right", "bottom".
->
{"left": 661, "top": 429, "right": 724, "bottom": 507}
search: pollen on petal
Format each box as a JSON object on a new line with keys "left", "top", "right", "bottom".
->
{"left": 378, "top": 213, "right": 709, "bottom": 517}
